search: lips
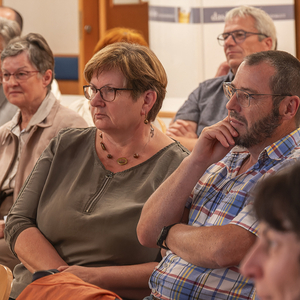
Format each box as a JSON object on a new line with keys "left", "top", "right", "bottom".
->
{"left": 93, "top": 112, "right": 107, "bottom": 119}
{"left": 7, "top": 90, "right": 22, "bottom": 95}
{"left": 225, "top": 47, "right": 241, "bottom": 58}
{"left": 229, "top": 111, "right": 246, "bottom": 126}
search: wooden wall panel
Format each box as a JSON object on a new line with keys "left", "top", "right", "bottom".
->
{"left": 78, "top": 0, "right": 148, "bottom": 94}
{"left": 105, "top": 0, "right": 148, "bottom": 43}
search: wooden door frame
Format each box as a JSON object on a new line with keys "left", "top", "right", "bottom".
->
{"left": 78, "top": 0, "right": 100, "bottom": 94}
{"left": 78, "top": 0, "right": 148, "bottom": 94}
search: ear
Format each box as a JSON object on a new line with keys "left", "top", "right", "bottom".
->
{"left": 42, "top": 69, "right": 52, "bottom": 88}
{"left": 140, "top": 90, "right": 157, "bottom": 117}
{"left": 279, "top": 95, "right": 300, "bottom": 120}
{"left": 263, "top": 37, "right": 273, "bottom": 50}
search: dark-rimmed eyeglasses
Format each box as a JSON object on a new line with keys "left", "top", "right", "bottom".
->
{"left": 223, "top": 82, "right": 291, "bottom": 107}
{"left": 2, "top": 70, "right": 39, "bottom": 82}
{"left": 217, "top": 30, "right": 268, "bottom": 46}
{"left": 83, "top": 85, "right": 133, "bottom": 102}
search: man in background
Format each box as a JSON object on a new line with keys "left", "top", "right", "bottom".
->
{"left": 166, "top": 6, "right": 276, "bottom": 151}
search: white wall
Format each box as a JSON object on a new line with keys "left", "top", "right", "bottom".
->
{"left": 3, "top": 0, "right": 79, "bottom": 55}
{"left": 2, "top": 0, "right": 297, "bottom": 114}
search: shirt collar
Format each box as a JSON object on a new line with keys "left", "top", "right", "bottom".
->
{"left": 264, "top": 128, "right": 300, "bottom": 160}
{"left": 25, "top": 92, "right": 56, "bottom": 131}
{"left": 230, "top": 128, "right": 300, "bottom": 161}
{"left": 6, "top": 91, "right": 56, "bottom": 132}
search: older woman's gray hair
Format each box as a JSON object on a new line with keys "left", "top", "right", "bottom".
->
{"left": 0, "top": 17, "right": 20, "bottom": 49}
{"left": 1, "top": 32, "right": 54, "bottom": 91}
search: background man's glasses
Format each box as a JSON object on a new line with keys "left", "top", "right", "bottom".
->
{"left": 217, "top": 30, "right": 268, "bottom": 46}
{"left": 83, "top": 85, "right": 133, "bottom": 102}
{"left": 223, "top": 82, "right": 290, "bottom": 107}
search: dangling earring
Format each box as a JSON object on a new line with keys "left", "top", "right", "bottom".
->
{"left": 144, "top": 114, "right": 149, "bottom": 124}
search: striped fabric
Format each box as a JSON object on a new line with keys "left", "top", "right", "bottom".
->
{"left": 149, "top": 128, "right": 300, "bottom": 300}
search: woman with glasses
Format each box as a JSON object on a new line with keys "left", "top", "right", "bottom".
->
{"left": 0, "top": 33, "right": 87, "bottom": 273}
{"left": 5, "top": 42, "right": 189, "bottom": 300}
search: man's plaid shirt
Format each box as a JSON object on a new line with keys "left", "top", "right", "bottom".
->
{"left": 149, "top": 128, "right": 300, "bottom": 300}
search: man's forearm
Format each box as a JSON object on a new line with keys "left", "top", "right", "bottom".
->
{"left": 166, "top": 223, "right": 257, "bottom": 268}
{"left": 138, "top": 118, "right": 237, "bottom": 249}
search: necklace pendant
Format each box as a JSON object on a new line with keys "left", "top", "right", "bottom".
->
{"left": 133, "top": 153, "right": 139, "bottom": 159}
{"left": 100, "top": 142, "right": 106, "bottom": 151}
{"left": 117, "top": 157, "right": 128, "bottom": 165}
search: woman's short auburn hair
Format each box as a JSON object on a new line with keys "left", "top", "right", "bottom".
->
{"left": 84, "top": 42, "right": 167, "bottom": 122}
{"left": 93, "top": 27, "right": 148, "bottom": 54}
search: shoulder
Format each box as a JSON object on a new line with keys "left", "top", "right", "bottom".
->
{"left": 52, "top": 100, "right": 88, "bottom": 127}
{"left": 0, "top": 121, "right": 12, "bottom": 140}
{"left": 199, "top": 71, "right": 233, "bottom": 89}
{"left": 55, "top": 126, "right": 96, "bottom": 142}
{"left": 156, "top": 141, "right": 190, "bottom": 164}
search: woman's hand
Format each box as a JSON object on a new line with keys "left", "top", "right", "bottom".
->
{"left": 58, "top": 265, "right": 95, "bottom": 284}
{"left": 166, "top": 120, "right": 198, "bottom": 138}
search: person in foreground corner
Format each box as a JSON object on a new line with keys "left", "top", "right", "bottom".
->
{"left": 240, "top": 162, "right": 300, "bottom": 300}
{"left": 4, "top": 42, "right": 189, "bottom": 300}
{"left": 137, "top": 50, "right": 300, "bottom": 300}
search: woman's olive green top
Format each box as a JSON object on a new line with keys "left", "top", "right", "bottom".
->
{"left": 5, "top": 127, "right": 189, "bottom": 298}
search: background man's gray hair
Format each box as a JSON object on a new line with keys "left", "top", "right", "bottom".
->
{"left": 225, "top": 6, "right": 277, "bottom": 50}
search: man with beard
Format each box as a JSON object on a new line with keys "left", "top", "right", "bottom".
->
{"left": 137, "top": 50, "right": 300, "bottom": 300}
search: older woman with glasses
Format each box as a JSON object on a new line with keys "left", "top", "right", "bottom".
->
{"left": 0, "top": 33, "right": 87, "bottom": 272}
{"left": 5, "top": 42, "right": 189, "bottom": 300}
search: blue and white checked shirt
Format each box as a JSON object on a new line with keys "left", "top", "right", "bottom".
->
{"left": 149, "top": 128, "right": 300, "bottom": 300}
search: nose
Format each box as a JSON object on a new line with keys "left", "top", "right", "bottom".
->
{"left": 224, "top": 34, "right": 237, "bottom": 48}
{"left": 226, "top": 91, "right": 241, "bottom": 112}
{"left": 6, "top": 74, "right": 19, "bottom": 86}
{"left": 90, "top": 90, "right": 105, "bottom": 107}
{"left": 240, "top": 240, "right": 264, "bottom": 280}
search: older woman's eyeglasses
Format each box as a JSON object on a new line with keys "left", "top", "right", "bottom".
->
{"left": 2, "top": 70, "right": 39, "bottom": 82}
{"left": 83, "top": 85, "right": 133, "bottom": 102}
{"left": 217, "top": 30, "right": 268, "bottom": 46}
{"left": 223, "top": 82, "right": 290, "bottom": 107}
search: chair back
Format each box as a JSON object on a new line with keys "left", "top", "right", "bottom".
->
{"left": 0, "top": 264, "right": 13, "bottom": 300}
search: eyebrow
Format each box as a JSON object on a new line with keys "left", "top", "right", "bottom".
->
{"left": 230, "top": 82, "right": 259, "bottom": 94}
{"left": 2, "top": 66, "right": 29, "bottom": 72}
{"left": 222, "top": 29, "right": 244, "bottom": 34}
